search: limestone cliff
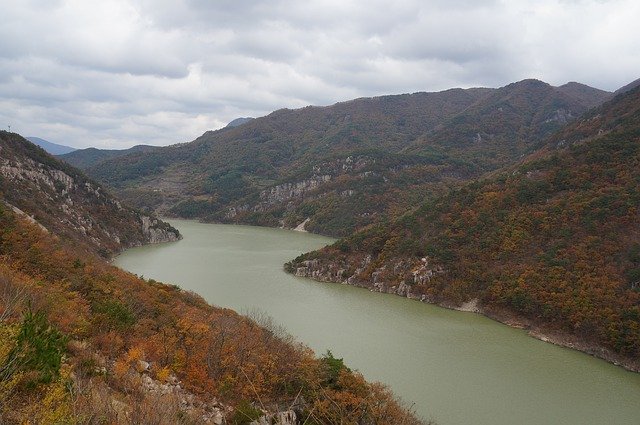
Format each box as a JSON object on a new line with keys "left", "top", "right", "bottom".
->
{"left": 0, "top": 131, "right": 180, "bottom": 257}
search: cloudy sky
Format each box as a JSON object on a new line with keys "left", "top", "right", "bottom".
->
{"left": 1, "top": 0, "right": 639, "bottom": 149}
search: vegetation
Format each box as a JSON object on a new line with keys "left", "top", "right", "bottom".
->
{"left": 0, "top": 194, "right": 423, "bottom": 423}
{"left": 60, "top": 80, "right": 610, "bottom": 237}
{"left": 292, "top": 87, "right": 640, "bottom": 363}
{"left": 0, "top": 131, "right": 180, "bottom": 257}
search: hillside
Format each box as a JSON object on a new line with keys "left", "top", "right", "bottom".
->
{"left": 60, "top": 144, "right": 158, "bottom": 170}
{"left": 62, "top": 80, "right": 611, "bottom": 237}
{"left": 287, "top": 87, "right": 640, "bottom": 370}
{"left": 0, "top": 200, "right": 424, "bottom": 424}
{"left": 0, "top": 132, "right": 180, "bottom": 257}
{"left": 26, "top": 137, "right": 77, "bottom": 155}
{"left": 0, "top": 133, "right": 424, "bottom": 423}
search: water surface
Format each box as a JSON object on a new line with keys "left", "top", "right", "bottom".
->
{"left": 115, "top": 220, "right": 640, "bottom": 425}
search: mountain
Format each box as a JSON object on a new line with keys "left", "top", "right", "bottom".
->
{"left": 403, "top": 79, "right": 612, "bottom": 168}
{"left": 60, "top": 144, "right": 158, "bottom": 170}
{"left": 64, "top": 79, "right": 611, "bottom": 237}
{"left": 0, "top": 133, "right": 423, "bottom": 422}
{"left": 287, "top": 86, "right": 640, "bottom": 371}
{"left": 26, "top": 136, "right": 77, "bottom": 155}
{"left": 225, "top": 117, "right": 255, "bottom": 128}
{"left": 615, "top": 77, "right": 640, "bottom": 95}
{"left": 0, "top": 132, "right": 180, "bottom": 257}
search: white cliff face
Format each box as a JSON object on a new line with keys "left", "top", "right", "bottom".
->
{"left": 292, "top": 255, "right": 445, "bottom": 304}
{"left": 260, "top": 174, "right": 332, "bottom": 204}
{"left": 0, "top": 146, "right": 180, "bottom": 255}
{"left": 224, "top": 155, "right": 376, "bottom": 221}
{"left": 140, "top": 215, "right": 181, "bottom": 244}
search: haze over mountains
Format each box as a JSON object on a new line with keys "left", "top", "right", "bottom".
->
{"left": 26, "top": 136, "right": 77, "bottom": 155}
{"left": 61, "top": 79, "right": 612, "bottom": 236}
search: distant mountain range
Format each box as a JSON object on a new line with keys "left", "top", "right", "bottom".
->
{"left": 26, "top": 136, "right": 77, "bottom": 155}
{"left": 60, "top": 79, "right": 612, "bottom": 236}
{"left": 60, "top": 145, "right": 157, "bottom": 169}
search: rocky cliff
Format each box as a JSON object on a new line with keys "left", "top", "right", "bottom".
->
{"left": 0, "top": 131, "right": 180, "bottom": 257}
{"left": 288, "top": 254, "right": 446, "bottom": 302}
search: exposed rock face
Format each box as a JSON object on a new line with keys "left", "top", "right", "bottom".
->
{"left": 291, "top": 255, "right": 445, "bottom": 303}
{"left": 251, "top": 410, "right": 296, "bottom": 425}
{"left": 0, "top": 132, "right": 180, "bottom": 257}
{"left": 260, "top": 174, "right": 332, "bottom": 205}
{"left": 140, "top": 215, "right": 181, "bottom": 244}
{"left": 224, "top": 155, "right": 380, "bottom": 227}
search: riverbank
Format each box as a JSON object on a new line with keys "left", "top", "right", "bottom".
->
{"left": 477, "top": 305, "right": 640, "bottom": 373}
{"left": 290, "top": 267, "right": 640, "bottom": 374}
{"left": 115, "top": 220, "right": 640, "bottom": 425}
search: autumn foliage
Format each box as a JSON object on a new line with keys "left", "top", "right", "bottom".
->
{"left": 0, "top": 203, "right": 423, "bottom": 423}
{"left": 295, "top": 87, "right": 640, "bottom": 363}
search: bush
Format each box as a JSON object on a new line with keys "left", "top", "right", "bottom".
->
{"left": 1, "top": 308, "right": 67, "bottom": 385}
{"left": 93, "top": 300, "right": 135, "bottom": 331}
{"left": 231, "top": 400, "right": 262, "bottom": 424}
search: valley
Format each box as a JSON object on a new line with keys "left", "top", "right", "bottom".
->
{"left": 115, "top": 220, "right": 640, "bottom": 425}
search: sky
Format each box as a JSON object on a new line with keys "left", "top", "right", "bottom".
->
{"left": 1, "top": 0, "right": 639, "bottom": 149}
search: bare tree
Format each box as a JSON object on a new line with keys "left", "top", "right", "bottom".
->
{"left": 0, "top": 269, "right": 26, "bottom": 321}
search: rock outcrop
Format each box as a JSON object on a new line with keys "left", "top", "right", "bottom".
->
{"left": 290, "top": 255, "right": 445, "bottom": 303}
{"left": 0, "top": 131, "right": 180, "bottom": 257}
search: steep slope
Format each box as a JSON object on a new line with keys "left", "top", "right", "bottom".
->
{"left": 288, "top": 86, "right": 640, "bottom": 370}
{"left": 405, "top": 79, "right": 612, "bottom": 168}
{"left": 0, "top": 196, "right": 424, "bottom": 424}
{"left": 615, "top": 77, "right": 640, "bottom": 95}
{"left": 68, "top": 80, "right": 610, "bottom": 237}
{"left": 0, "top": 132, "right": 180, "bottom": 257}
{"left": 26, "top": 136, "right": 77, "bottom": 155}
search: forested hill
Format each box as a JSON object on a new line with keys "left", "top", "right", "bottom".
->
{"left": 61, "top": 79, "right": 611, "bottom": 237}
{"left": 288, "top": 86, "right": 640, "bottom": 370}
{"left": 0, "top": 135, "right": 422, "bottom": 423}
{"left": 60, "top": 144, "right": 158, "bottom": 170}
{"left": 0, "top": 132, "right": 180, "bottom": 257}
{"left": 0, "top": 188, "right": 424, "bottom": 423}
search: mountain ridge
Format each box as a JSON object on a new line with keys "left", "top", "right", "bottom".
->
{"left": 59, "top": 79, "right": 611, "bottom": 237}
{"left": 26, "top": 136, "right": 77, "bottom": 155}
{"left": 287, "top": 86, "right": 640, "bottom": 371}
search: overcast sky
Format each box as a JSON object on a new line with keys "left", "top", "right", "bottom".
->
{"left": 1, "top": 0, "right": 638, "bottom": 149}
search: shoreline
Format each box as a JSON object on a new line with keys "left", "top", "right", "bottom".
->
{"left": 127, "top": 217, "right": 640, "bottom": 373}
{"left": 296, "top": 272, "right": 640, "bottom": 374}
{"left": 453, "top": 303, "right": 640, "bottom": 373}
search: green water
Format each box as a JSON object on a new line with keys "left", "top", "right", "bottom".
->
{"left": 115, "top": 220, "right": 640, "bottom": 425}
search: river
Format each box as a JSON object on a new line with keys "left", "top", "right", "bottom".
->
{"left": 115, "top": 220, "right": 640, "bottom": 425}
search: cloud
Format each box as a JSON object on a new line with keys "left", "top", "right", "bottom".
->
{"left": 0, "top": 0, "right": 638, "bottom": 149}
